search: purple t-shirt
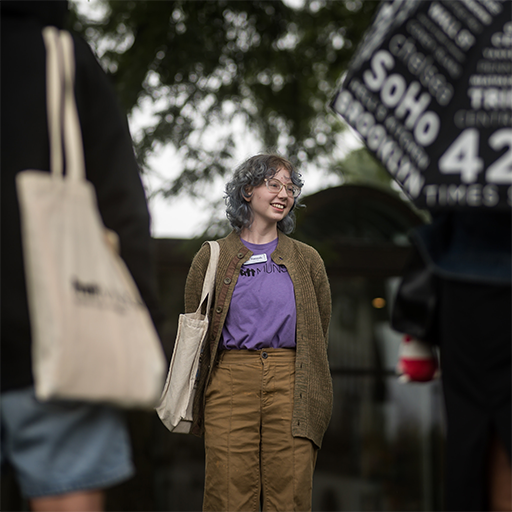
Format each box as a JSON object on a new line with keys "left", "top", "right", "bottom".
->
{"left": 220, "top": 238, "right": 297, "bottom": 350}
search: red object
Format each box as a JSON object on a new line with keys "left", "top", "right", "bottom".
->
{"left": 397, "top": 335, "right": 438, "bottom": 383}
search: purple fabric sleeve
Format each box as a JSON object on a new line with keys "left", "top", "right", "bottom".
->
{"left": 220, "top": 238, "right": 297, "bottom": 350}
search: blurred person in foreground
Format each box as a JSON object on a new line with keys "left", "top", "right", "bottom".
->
{"left": 410, "top": 209, "right": 511, "bottom": 511}
{"left": 1, "top": 2, "right": 161, "bottom": 511}
{"left": 184, "top": 154, "right": 332, "bottom": 511}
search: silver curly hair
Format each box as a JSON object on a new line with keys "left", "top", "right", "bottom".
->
{"left": 225, "top": 154, "right": 304, "bottom": 234}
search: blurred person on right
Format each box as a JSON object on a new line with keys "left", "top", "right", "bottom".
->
{"left": 399, "top": 209, "right": 511, "bottom": 511}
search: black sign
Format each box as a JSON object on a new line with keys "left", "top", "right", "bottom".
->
{"left": 331, "top": 0, "right": 512, "bottom": 210}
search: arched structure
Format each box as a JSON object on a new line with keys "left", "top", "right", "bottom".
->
{"left": 294, "top": 184, "right": 424, "bottom": 276}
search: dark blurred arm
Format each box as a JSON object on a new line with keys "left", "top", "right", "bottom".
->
{"left": 72, "top": 35, "right": 163, "bottom": 332}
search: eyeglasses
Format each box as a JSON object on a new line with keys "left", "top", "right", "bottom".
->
{"left": 264, "top": 178, "right": 301, "bottom": 198}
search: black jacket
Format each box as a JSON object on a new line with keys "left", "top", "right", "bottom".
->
{"left": 1, "top": 1, "right": 162, "bottom": 391}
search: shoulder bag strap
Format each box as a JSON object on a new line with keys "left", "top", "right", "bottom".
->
{"left": 42, "top": 27, "right": 86, "bottom": 182}
{"left": 195, "top": 241, "right": 220, "bottom": 316}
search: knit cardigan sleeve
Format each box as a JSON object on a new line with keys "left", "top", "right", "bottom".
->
{"left": 311, "top": 251, "right": 331, "bottom": 345}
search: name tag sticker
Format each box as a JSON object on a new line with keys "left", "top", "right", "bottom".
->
{"left": 245, "top": 254, "right": 268, "bottom": 265}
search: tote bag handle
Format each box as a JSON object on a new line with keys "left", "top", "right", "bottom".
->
{"left": 196, "top": 241, "right": 220, "bottom": 316}
{"left": 43, "top": 26, "right": 85, "bottom": 182}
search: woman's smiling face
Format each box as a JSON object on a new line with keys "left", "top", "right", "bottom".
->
{"left": 246, "top": 168, "right": 294, "bottom": 228}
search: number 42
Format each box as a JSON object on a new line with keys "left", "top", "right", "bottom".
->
{"left": 439, "top": 128, "right": 512, "bottom": 184}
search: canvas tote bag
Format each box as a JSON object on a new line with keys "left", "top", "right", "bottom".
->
{"left": 157, "top": 241, "right": 220, "bottom": 433}
{"left": 16, "top": 26, "right": 166, "bottom": 408}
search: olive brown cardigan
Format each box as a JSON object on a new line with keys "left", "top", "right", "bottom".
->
{"left": 184, "top": 230, "right": 333, "bottom": 448}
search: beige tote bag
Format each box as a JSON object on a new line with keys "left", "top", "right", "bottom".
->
{"left": 16, "top": 27, "right": 166, "bottom": 408}
{"left": 156, "top": 241, "right": 220, "bottom": 433}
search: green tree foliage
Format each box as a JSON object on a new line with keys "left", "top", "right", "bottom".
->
{"left": 71, "top": 0, "right": 379, "bottom": 196}
{"left": 335, "top": 146, "right": 394, "bottom": 190}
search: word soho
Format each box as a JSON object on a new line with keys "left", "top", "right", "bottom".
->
{"left": 362, "top": 49, "right": 441, "bottom": 147}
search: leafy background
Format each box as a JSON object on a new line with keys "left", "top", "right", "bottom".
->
{"left": 70, "top": 0, "right": 407, "bottom": 236}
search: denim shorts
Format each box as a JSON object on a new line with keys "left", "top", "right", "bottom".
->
{"left": 0, "top": 387, "right": 134, "bottom": 498}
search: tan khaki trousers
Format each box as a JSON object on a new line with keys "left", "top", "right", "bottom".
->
{"left": 203, "top": 349, "right": 317, "bottom": 512}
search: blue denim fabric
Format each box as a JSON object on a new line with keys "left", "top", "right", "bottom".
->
{"left": 0, "top": 387, "right": 134, "bottom": 498}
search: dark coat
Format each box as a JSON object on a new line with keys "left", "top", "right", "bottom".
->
{"left": 413, "top": 210, "right": 511, "bottom": 510}
{"left": 1, "top": 1, "right": 162, "bottom": 391}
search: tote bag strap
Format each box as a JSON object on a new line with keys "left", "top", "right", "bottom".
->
{"left": 42, "top": 27, "right": 86, "bottom": 182}
{"left": 196, "top": 241, "right": 220, "bottom": 316}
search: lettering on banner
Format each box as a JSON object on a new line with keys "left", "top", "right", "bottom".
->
{"left": 454, "top": 110, "right": 512, "bottom": 129}
{"left": 465, "top": 21, "right": 512, "bottom": 122}
{"left": 414, "top": 15, "right": 466, "bottom": 64}
{"left": 333, "top": 89, "right": 425, "bottom": 199}
{"left": 460, "top": 0, "right": 493, "bottom": 26}
{"left": 444, "top": 0, "right": 483, "bottom": 34}
{"left": 427, "top": 2, "right": 476, "bottom": 51}
{"left": 467, "top": 88, "right": 512, "bottom": 110}
{"left": 350, "top": 0, "right": 421, "bottom": 71}
{"left": 439, "top": 128, "right": 512, "bottom": 184}
{"left": 388, "top": 34, "right": 454, "bottom": 104}
{"left": 363, "top": 50, "right": 440, "bottom": 147}
{"left": 406, "top": 18, "right": 463, "bottom": 79}
{"left": 423, "top": 183, "right": 500, "bottom": 207}
{"left": 332, "top": 0, "right": 511, "bottom": 209}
